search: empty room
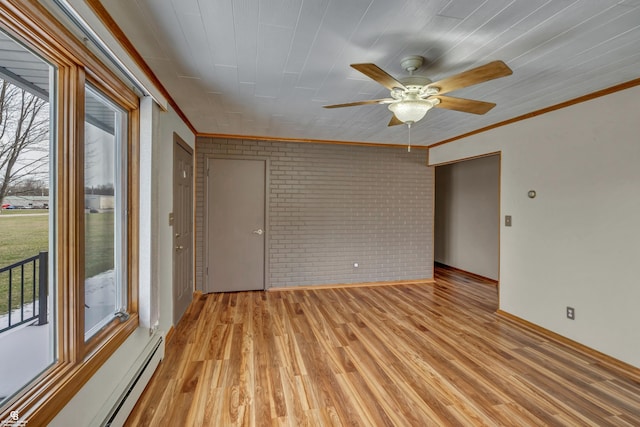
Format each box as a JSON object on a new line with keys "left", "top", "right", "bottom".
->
{"left": 0, "top": 1, "right": 639, "bottom": 426}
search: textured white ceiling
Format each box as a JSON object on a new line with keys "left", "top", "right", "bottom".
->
{"left": 100, "top": 0, "right": 640, "bottom": 147}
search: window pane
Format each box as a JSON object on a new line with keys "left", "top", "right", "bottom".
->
{"left": 84, "top": 85, "right": 127, "bottom": 340}
{"left": 0, "top": 30, "right": 56, "bottom": 405}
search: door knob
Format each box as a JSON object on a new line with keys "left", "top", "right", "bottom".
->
{"left": 175, "top": 245, "right": 184, "bottom": 250}
{"left": 252, "top": 229, "right": 264, "bottom": 235}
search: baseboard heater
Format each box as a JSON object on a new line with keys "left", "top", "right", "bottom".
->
{"left": 100, "top": 334, "right": 164, "bottom": 427}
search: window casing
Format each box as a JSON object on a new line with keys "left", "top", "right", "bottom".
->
{"left": 0, "top": 1, "right": 140, "bottom": 424}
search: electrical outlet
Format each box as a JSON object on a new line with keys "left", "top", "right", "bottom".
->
{"left": 566, "top": 306, "right": 575, "bottom": 320}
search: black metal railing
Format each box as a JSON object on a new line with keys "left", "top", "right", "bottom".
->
{"left": 0, "top": 251, "right": 48, "bottom": 334}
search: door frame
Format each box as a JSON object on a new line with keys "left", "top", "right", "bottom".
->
{"left": 172, "top": 133, "right": 194, "bottom": 323}
{"left": 204, "top": 155, "right": 270, "bottom": 293}
{"left": 432, "top": 151, "right": 501, "bottom": 304}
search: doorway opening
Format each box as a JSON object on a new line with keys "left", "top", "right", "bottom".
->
{"left": 434, "top": 154, "right": 500, "bottom": 287}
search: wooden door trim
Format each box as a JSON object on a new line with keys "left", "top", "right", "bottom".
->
{"left": 204, "top": 155, "right": 270, "bottom": 292}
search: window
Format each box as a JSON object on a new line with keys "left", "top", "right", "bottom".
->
{"left": 0, "top": 2, "right": 140, "bottom": 424}
{"left": 0, "top": 30, "right": 56, "bottom": 408}
{"left": 84, "top": 85, "right": 128, "bottom": 340}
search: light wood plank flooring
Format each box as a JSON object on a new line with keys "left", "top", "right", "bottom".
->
{"left": 126, "top": 266, "right": 640, "bottom": 426}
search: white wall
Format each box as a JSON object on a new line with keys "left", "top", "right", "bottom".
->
{"left": 156, "top": 106, "right": 195, "bottom": 333}
{"left": 429, "top": 85, "right": 640, "bottom": 369}
{"left": 50, "top": 104, "right": 194, "bottom": 426}
{"left": 137, "top": 97, "right": 157, "bottom": 330}
{"left": 435, "top": 155, "right": 500, "bottom": 280}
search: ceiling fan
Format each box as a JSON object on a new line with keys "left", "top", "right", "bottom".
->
{"left": 323, "top": 56, "right": 513, "bottom": 128}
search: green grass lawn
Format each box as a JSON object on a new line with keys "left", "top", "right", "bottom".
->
{"left": 0, "top": 214, "right": 49, "bottom": 316}
{"left": 0, "top": 214, "right": 49, "bottom": 267}
{"left": 85, "top": 211, "right": 115, "bottom": 277}
{"left": 0, "top": 209, "right": 49, "bottom": 216}
{"left": 0, "top": 211, "right": 114, "bottom": 315}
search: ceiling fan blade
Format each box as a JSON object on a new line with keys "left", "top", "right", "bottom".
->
{"left": 434, "top": 95, "right": 496, "bottom": 115}
{"left": 323, "top": 98, "right": 392, "bottom": 109}
{"left": 388, "top": 114, "right": 403, "bottom": 126}
{"left": 429, "top": 60, "right": 512, "bottom": 95}
{"left": 351, "top": 63, "right": 407, "bottom": 91}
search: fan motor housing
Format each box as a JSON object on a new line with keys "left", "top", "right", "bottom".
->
{"left": 391, "top": 76, "right": 438, "bottom": 100}
{"left": 399, "top": 76, "right": 433, "bottom": 87}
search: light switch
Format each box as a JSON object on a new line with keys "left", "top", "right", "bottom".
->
{"left": 505, "top": 215, "right": 512, "bottom": 227}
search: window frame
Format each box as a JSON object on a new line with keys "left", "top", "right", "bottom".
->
{"left": 82, "top": 81, "right": 130, "bottom": 343}
{"left": 79, "top": 73, "right": 139, "bottom": 357}
{"left": 0, "top": 1, "right": 140, "bottom": 424}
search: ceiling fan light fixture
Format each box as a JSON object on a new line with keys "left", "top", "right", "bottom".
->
{"left": 324, "top": 59, "right": 512, "bottom": 128}
{"left": 388, "top": 98, "right": 435, "bottom": 124}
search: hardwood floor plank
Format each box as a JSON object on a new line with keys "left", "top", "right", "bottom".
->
{"left": 343, "top": 329, "right": 449, "bottom": 425}
{"left": 126, "top": 267, "right": 640, "bottom": 426}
